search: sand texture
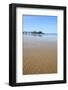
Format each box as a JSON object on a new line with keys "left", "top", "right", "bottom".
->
{"left": 23, "top": 35, "right": 57, "bottom": 75}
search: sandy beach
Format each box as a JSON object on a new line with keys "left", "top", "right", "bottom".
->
{"left": 23, "top": 35, "right": 57, "bottom": 75}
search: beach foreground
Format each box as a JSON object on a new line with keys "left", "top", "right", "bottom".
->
{"left": 23, "top": 35, "right": 57, "bottom": 75}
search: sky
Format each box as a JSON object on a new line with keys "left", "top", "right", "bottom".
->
{"left": 23, "top": 15, "right": 57, "bottom": 34}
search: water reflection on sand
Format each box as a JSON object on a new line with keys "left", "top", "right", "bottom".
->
{"left": 23, "top": 34, "right": 57, "bottom": 75}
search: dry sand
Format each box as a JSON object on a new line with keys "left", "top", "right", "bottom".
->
{"left": 23, "top": 36, "right": 57, "bottom": 75}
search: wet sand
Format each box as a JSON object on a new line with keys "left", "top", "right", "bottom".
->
{"left": 23, "top": 35, "right": 57, "bottom": 75}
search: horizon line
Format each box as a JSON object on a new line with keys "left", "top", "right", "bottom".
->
{"left": 23, "top": 31, "right": 57, "bottom": 34}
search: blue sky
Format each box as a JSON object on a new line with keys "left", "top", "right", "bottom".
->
{"left": 23, "top": 15, "right": 57, "bottom": 33}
